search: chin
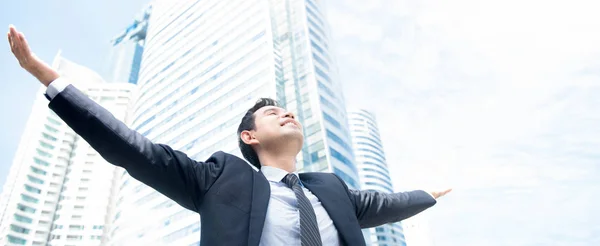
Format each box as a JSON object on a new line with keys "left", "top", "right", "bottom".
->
{"left": 282, "top": 131, "right": 304, "bottom": 144}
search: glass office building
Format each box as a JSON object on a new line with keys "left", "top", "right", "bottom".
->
{"left": 109, "top": 0, "right": 359, "bottom": 245}
{"left": 105, "top": 5, "right": 151, "bottom": 85}
{"left": 349, "top": 109, "right": 407, "bottom": 246}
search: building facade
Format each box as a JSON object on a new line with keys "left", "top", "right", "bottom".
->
{"left": 104, "top": 5, "right": 151, "bottom": 85}
{"left": 348, "top": 109, "right": 407, "bottom": 246}
{"left": 109, "top": 0, "right": 359, "bottom": 244}
{"left": 0, "top": 53, "right": 136, "bottom": 246}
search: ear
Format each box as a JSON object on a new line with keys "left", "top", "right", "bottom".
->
{"left": 240, "top": 130, "right": 260, "bottom": 145}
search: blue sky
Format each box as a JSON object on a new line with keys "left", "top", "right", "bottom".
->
{"left": 2, "top": 0, "right": 599, "bottom": 245}
{"left": 0, "top": 0, "right": 148, "bottom": 183}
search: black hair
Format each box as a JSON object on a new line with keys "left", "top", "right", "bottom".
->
{"left": 237, "top": 98, "right": 281, "bottom": 169}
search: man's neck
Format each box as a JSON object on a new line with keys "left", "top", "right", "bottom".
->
{"left": 259, "top": 153, "right": 297, "bottom": 173}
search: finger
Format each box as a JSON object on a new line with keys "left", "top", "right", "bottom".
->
{"left": 17, "top": 32, "right": 31, "bottom": 54}
{"left": 7, "top": 32, "right": 13, "bottom": 50}
{"left": 9, "top": 25, "right": 18, "bottom": 40}
{"left": 441, "top": 189, "right": 452, "bottom": 196}
{"left": 8, "top": 32, "right": 18, "bottom": 55}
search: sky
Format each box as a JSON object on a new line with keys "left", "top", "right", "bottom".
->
{"left": 1, "top": 0, "right": 599, "bottom": 245}
{"left": 324, "top": 0, "right": 600, "bottom": 245}
{"left": 0, "top": 1, "right": 149, "bottom": 181}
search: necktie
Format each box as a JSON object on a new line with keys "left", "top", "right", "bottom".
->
{"left": 282, "top": 174, "right": 323, "bottom": 246}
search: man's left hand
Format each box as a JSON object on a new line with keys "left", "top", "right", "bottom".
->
{"left": 429, "top": 188, "right": 452, "bottom": 199}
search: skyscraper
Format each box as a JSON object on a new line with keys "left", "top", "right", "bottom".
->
{"left": 0, "top": 53, "right": 136, "bottom": 246}
{"left": 348, "top": 109, "right": 407, "bottom": 246}
{"left": 109, "top": 0, "right": 359, "bottom": 244}
{"left": 104, "top": 5, "right": 151, "bottom": 84}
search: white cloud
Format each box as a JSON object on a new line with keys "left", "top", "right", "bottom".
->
{"left": 326, "top": 0, "right": 600, "bottom": 244}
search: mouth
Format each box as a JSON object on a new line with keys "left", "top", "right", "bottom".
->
{"left": 281, "top": 119, "right": 299, "bottom": 128}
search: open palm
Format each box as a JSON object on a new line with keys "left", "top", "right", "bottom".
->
{"left": 7, "top": 25, "right": 58, "bottom": 86}
{"left": 430, "top": 188, "right": 452, "bottom": 199}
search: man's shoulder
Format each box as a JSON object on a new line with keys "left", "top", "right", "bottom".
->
{"left": 204, "top": 151, "right": 255, "bottom": 170}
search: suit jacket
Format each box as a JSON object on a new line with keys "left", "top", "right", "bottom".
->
{"left": 48, "top": 85, "right": 437, "bottom": 246}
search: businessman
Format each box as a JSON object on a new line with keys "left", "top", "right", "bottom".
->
{"left": 8, "top": 26, "right": 451, "bottom": 246}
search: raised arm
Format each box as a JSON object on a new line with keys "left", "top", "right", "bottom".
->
{"left": 49, "top": 83, "right": 224, "bottom": 211}
{"left": 333, "top": 174, "right": 449, "bottom": 228}
{"left": 349, "top": 189, "right": 437, "bottom": 228}
{"left": 7, "top": 25, "right": 223, "bottom": 212}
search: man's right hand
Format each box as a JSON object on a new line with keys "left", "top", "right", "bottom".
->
{"left": 7, "top": 25, "right": 59, "bottom": 87}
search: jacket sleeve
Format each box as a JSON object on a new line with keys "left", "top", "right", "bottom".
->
{"left": 48, "top": 84, "right": 225, "bottom": 212}
{"left": 334, "top": 175, "right": 436, "bottom": 228}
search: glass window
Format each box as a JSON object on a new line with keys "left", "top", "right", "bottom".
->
{"left": 362, "top": 167, "right": 390, "bottom": 180}
{"left": 332, "top": 167, "right": 358, "bottom": 188}
{"left": 17, "top": 204, "right": 36, "bottom": 213}
{"left": 305, "top": 123, "right": 321, "bottom": 136}
{"left": 322, "top": 112, "right": 341, "bottom": 128}
{"left": 330, "top": 148, "right": 357, "bottom": 172}
{"left": 326, "top": 130, "right": 353, "bottom": 153}
{"left": 358, "top": 141, "right": 385, "bottom": 153}
{"left": 356, "top": 136, "right": 383, "bottom": 149}
{"left": 7, "top": 235, "right": 26, "bottom": 245}
{"left": 36, "top": 149, "right": 52, "bottom": 158}
{"left": 44, "top": 124, "right": 59, "bottom": 133}
{"left": 10, "top": 224, "right": 30, "bottom": 234}
{"left": 14, "top": 214, "right": 33, "bottom": 223}
{"left": 312, "top": 53, "right": 329, "bottom": 70}
{"left": 358, "top": 148, "right": 387, "bottom": 162}
{"left": 311, "top": 40, "right": 324, "bottom": 54}
{"left": 308, "top": 140, "right": 324, "bottom": 152}
{"left": 27, "top": 175, "right": 44, "bottom": 184}
{"left": 314, "top": 67, "right": 331, "bottom": 83}
{"left": 306, "top": 8, "right": 325, "bottom": 27}
{"left": 21, "top": 194, "right": 39, "bottom": 204}
{"left": 33, "top": 158, "right": 50, "bottom": 166}
{"left": 39, "top": 141, "right": 55, "bottom": 150}
{"left": 30, "top": 166, "right": 47, "bottom": 176}
{"left": 319, "top": 96, "right": 338, "bottom": 112}
{"left": 309, "top": 29, "right": 322, "bottom": 42}
{"left": 24, "top": 185, "right": 41, "bottom": 194}
{"left": 42, "top": 133, "right": 57, "bottom": 142}
{"left": 364, "top": 175, "right": 394, "bottom": 188}
{"left": 47, "top": 117, "right": 62, "bottom": 126}
{"left": 317, "top": 82, "right": 335, "bottom": 99}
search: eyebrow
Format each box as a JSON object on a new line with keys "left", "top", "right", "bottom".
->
{"left": 263, "top": 107, "right": 282, "bottom": 115}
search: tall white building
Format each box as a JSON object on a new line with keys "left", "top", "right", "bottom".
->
{"left": 110, "top": 0, "right": 359, "bottom": 244}
{"left": 348, "top": 109, "right": 407, "bottom": 246}
{"left": 0, "top": 53, "right": 136, "bottom": 246}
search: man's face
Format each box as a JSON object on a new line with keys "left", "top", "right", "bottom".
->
{"left": 251, "top": 106, "right": 303, "bottom": 146}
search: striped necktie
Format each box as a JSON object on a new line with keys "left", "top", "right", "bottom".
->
{"left": 282, "top": 173, "right": 323, "bottom": 246}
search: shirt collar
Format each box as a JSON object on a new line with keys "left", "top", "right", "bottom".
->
{"left": 261, "top": 166, "right": 298, "bottom": 183}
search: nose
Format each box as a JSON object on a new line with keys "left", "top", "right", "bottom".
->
{"left": 283, "top": 111, "right": 295, "bottom": 119}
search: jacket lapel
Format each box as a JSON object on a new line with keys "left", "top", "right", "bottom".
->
{"left": 247, "top": 171, "right": 270, "bottom": 246}
{"left": 300, "top": 174, "right": 362, "bottom": 246}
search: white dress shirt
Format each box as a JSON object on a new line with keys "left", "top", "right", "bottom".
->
{"left": 259, "top": 166, "right": 341, "bottom": 246}
{"left": 45, "top": 77, "right": 69, "bottom": 99}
